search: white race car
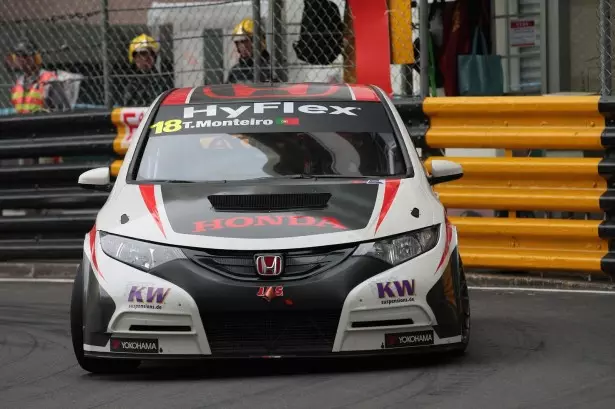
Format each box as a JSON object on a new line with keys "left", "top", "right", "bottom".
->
{"left": 70, "top": 83, "right": 470, "bottom": 374}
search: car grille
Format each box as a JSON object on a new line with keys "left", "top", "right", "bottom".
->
{"left": 203, "top": 311, "right": 341, "bottom": 355}
{"left": 183, "top": 243, "right": 357, "bottom": 281}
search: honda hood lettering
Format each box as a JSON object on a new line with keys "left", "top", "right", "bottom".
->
{"left": 95, "top": 179, "right": 437, "bottom": 250}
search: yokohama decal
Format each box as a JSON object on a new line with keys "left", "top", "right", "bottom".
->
{"left": 139, "top": 184, "right": 166, "bottom": 237}
{"left": 375, "top": 180, "right": 401, "bottom": 233}
{"left": 89, "top": 225, "right": 103, "bottom": 279}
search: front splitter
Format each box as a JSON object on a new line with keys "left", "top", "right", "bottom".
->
{"left": 84, "top": 343, "right": 462, "bottom": 361}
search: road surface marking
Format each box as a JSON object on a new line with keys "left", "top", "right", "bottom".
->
{"left": 0, "top": 278, "right": 75, "bottom": 283}
{"left": 468, "top": 286, "right": 615, "bottom": 295}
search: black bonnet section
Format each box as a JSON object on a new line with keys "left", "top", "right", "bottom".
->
{"left": 208, "top": 192, "right": 332, "bottom": 212}
{"left": 159, "top": 181, "right": 381, "bottom": 239}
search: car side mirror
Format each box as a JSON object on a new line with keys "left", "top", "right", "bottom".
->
{"left": 428, "top": 160, "right": 463, "bottom": 185}
{"left": 78, "top": 167, "right": 112, "bottom": 192}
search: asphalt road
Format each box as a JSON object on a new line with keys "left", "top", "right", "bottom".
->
{"left": 1, "top": 283, "right": 614, "bottom": 409}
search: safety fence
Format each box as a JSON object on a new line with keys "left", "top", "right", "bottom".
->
{"left": 1, "top": 95, "right": 614, "bottom": 281}
{"left": 0, "top": 0, "right": 418, "bottom": 111}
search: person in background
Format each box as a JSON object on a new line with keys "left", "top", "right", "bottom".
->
{"left": 123, "top": 34, "right": 173, "bottom": 107}
{"left": 226, "top": 18, "right": 276, "bottom": 84}
{"left": 10, "top": 38, "right": 70, "bottom": 114}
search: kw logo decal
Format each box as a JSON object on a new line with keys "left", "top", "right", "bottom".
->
{"left": 127, "top": 286, "right": 171, "bottom": 310}
{"left": 376, "top": 279, "right": 416, "bottom": 305}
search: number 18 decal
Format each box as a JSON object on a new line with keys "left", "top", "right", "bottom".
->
{"left": 150, "top": 119, "right": 182, "bottom": 134}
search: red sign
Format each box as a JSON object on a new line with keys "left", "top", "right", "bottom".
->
{"left": 122, "top": 110, "right": 144, "bottom": 144}
{"left": 509, "top": 19, "right": 536, "bottom": 48}
{"left": 113, "top": 107, "right": 147, "bottom": 153}
{"left": 510, "top": 20, "right": 534, "bottom": 29}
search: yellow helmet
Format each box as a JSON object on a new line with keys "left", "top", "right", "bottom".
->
{"left": 232, "top": 18, "right": 266, "bottom": 49}
{"left": 128, "top": 34, "right": 160, "bottom": 64}
{"left": 232, "top": 18, "right": 254, "bottom": 41}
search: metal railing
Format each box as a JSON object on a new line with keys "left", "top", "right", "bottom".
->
{"left": 0, "top": 110, "right": 117, "bottom": 259}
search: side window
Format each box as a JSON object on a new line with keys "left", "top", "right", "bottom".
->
{"left": 378, "top": 132, "right": 406, "bottom": 175}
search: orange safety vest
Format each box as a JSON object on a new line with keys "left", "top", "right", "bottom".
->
{"left": 10, "top": 70, "right": 58, "bottom": 114}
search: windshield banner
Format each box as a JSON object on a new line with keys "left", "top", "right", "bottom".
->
{"left": 148, "top": 101, "right": 393, "bottom": 136}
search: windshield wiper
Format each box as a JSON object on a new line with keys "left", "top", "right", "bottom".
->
{"left": 142, "top": 179, "right": 197, "bottom": 184}
{"left": 286, "top": 174, "right": 382, "bottom": 180}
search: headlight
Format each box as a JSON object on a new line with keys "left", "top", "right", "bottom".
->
{"left": 353, "top": 225, "right": 440, "bottom": 266}
{"left": 99, "top": 232, "right": 186, "bottom": 271}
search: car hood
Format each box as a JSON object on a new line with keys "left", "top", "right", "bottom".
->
{"left": 96, "top": 179, "right": 441, "bottom": 250}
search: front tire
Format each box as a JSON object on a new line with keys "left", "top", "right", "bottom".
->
{"left": 451, "top": 259, "right": 470, "bottom": 356}
{"left": 70, "top": 262, "right": 141, "bottom": 374}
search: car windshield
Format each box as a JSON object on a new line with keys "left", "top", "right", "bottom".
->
{"left": 134, "top": 100, "right": 409, "bottom": 183}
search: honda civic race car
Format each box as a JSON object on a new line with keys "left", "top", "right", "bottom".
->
{"left": 70, "top": 82, "right": 470, "bottom": 374}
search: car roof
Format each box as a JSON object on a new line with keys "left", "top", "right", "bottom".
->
{"left": 160, "top": 83, "right": 382, "bottom": 106}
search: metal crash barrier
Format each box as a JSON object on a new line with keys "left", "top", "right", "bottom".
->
{"left": 0, "top": 111, "right": 116, "bottom": 259}
{"left": 1, "top": 96, "right": 614, "bottom": 281}
{"left": 412, "top": 96, "right": 615, "bottom": 278}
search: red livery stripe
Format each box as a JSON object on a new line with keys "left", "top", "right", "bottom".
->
{"left": 347, "top": 84, "right": 379, "bottom": 101}
{"left": 89, "top": 224, "right": 103, "bottom": 279}
{"left": 161, "top": 88, "right": 193, "bottom": 105}
{"left": 436, "top": 218, "right": 454, "bottom": 272}
{"left": 139, "top": 184, "right": 166, "bottom": 237}
{"left": 375, "top": 179, "right": 401, "bottom": 233}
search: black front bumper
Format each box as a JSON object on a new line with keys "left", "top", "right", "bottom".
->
{"left": 84, "top": 247, "right": 464, "bottom": 358}
{"left": 149, "top": 254, "right": 391, "bottom": 356}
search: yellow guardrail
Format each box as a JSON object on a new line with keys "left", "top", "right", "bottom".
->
{"left": 449, "top": 217, "right": 607, "bottom": 275}
{"left": 110, "top": 160, "right": 122, "bottom": 178}
{"left": 424, "top": 157, "right": 607, "bottom": 212}
{"left": 420, "top": 95, "right": 615, "bottom": 278}
{"left": 422, "top": 96, "right": 605, "bottom": 150}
